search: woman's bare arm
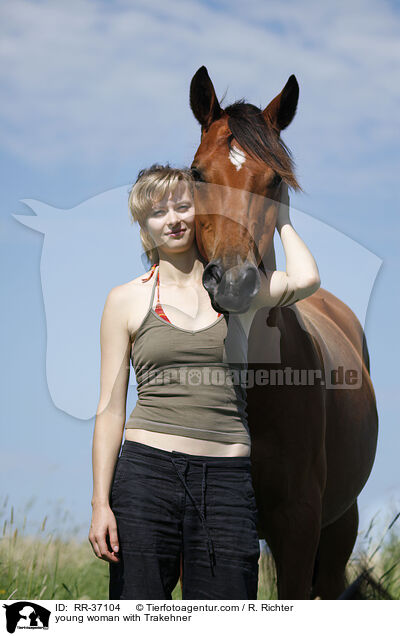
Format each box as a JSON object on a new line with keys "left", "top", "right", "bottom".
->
{"left": 253, "top": 183, "right": 321, "bottom": 309}
{"left": 89, "top": 286, "right": 131, "bottom": 563}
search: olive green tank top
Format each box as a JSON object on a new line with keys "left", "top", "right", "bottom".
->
{"left": 125, "top": 266, "right": 250, "bottom": 446}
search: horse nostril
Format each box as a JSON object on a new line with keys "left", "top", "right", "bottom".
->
{"left": 241, "top": 264, "right": 260, "bottom": 298}
{"left": 203, "top": 261, "right": 223, "bottom": 292}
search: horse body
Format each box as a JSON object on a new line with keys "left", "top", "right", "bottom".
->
{"left": 248, "top": 287, "right": 378, "bottom": 521}
{"left": 297, "top": 289, "right": 377, "bottom": 523}
{"left": 248, "top": 288, "right": 378, "bottom": 598}
{"left": 189, "top": 67, "right": 378, "bottom": 598}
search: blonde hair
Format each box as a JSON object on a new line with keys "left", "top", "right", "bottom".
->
{"left": 128, "top": 164, "right": 194, "bottom": 266}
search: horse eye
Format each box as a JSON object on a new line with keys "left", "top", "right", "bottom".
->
{"left": 272, "top": 174, "right": 282, "bottom": 186}
{"left": 191, "top": 167, "right": 205, "bottom": 182}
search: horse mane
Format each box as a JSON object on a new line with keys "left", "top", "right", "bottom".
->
{"left": 224, "top": 100, "right": 301, "bottom": 191}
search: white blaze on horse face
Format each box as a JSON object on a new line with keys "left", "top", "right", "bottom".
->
{"left": 229, "top": 144, "right": 246, "bottom": 171}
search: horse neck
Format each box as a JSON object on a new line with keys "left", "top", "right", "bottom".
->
{"left": 259, "top": 243, "right": 276, "bottom": 274}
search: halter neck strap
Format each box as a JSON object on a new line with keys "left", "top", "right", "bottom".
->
{"left": 148, "top": 264, "right": 159, "bottom": 310}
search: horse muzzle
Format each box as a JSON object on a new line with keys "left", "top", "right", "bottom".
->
{"left": 203, "top": 259, "right": 260, "bottom": 313}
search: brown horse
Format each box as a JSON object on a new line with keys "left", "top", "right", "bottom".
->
{"left": 189, "top": 66, "right": 378, "bottom": 599}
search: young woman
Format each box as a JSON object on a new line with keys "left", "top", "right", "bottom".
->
{"left": 88, "top": 165, "right": 320, "bottom": 600}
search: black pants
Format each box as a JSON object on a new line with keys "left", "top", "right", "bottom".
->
{"left": 109, "top": 440, "right": 260, "bottom": 600}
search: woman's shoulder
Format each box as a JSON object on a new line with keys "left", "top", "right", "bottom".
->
{"left": 104, "top": 268, "right": 157, "bottom": 341}
{"left": 106, "top": 267, "right": 156, "bottom": 301}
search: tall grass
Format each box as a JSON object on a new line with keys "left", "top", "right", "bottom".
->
{"left": 344, "top": 510, "right": 400, "bottom": 599}
{"left": 0, "top": 497, "right": 398, "bottom": 600}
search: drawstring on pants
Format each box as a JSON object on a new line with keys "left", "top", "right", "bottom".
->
{"left": 171, "top": 457, "right": 216, "bottom": 576}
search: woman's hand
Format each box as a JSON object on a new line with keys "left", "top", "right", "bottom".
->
{"left": 247, "top": 178, "right": 320, "bottom": 309}
{"left": 276, "top": 182, "right": 290, "bottom": 232}
{"left": 89, "top": 503, "right": 120, "bottom": 563}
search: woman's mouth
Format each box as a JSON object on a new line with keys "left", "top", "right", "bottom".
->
{"left": 168, "top": 229, "right": 186, "bottom": 237}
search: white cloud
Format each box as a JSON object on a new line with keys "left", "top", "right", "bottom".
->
{"left": 0, "top": 0, "right": 399, "bottom": 194}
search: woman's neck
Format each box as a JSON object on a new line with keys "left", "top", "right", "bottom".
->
{"left": 157, "top": 246, "right": 205, "bottom": 286}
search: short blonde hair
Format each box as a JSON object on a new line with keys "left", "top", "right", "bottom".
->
{"left": 128, "top": 164, "right": 194, "bottom": 266}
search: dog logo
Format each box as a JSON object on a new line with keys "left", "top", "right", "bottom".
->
{"left": 3, "top": 602, "right": 51, "bottom": 633}
{"left": 187, "top": 369, "right": 202, "bottom": 386}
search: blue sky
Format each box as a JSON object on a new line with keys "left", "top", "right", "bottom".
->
{"left": 1, "top": 0, "right": 399, "bottom": 553}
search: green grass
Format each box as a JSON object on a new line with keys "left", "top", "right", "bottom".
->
{"left": 344, "top": 510, "right": 400, "bottom": 599}
{"left": 0, "top": 499, "right": 398, "bottom": 600}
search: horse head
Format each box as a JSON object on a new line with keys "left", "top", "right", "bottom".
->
{"left": 190, "top": 66, "right": 301, "bottom": 313}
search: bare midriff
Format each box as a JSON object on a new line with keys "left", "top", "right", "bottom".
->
{"left": 124, "top": 428, "right": 250, "bottom": 457}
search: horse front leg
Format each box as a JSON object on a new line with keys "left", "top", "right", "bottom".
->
{"left": 262, "top": 486, "right": 322, "bottom": 600}
{"left": 311, "top": 500, "right": 359, "bottom": 599}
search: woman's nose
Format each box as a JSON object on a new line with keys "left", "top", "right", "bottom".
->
{"left": 166, "top": 208, "right": 180, "bottom": 223}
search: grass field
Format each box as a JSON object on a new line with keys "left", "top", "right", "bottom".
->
{"left": 0, "top": 500, "right": 398, "bottom": 600}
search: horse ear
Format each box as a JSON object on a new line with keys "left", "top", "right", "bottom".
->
{"left": 190, "top": 66, "right": 223, "bottom": 129}
{"left": 262, "top": 75, "right": 299, "bottom": 132}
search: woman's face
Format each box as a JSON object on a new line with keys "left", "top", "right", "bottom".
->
{"left": 145, "top": 182, "right": 195, "bottom": 256}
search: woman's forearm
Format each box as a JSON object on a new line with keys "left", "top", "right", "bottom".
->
{"left": 91, "top": 410, "right": 125, "bottom": 507}
{"left": 278, "top": 218, "right": 320, "bottom": 286}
